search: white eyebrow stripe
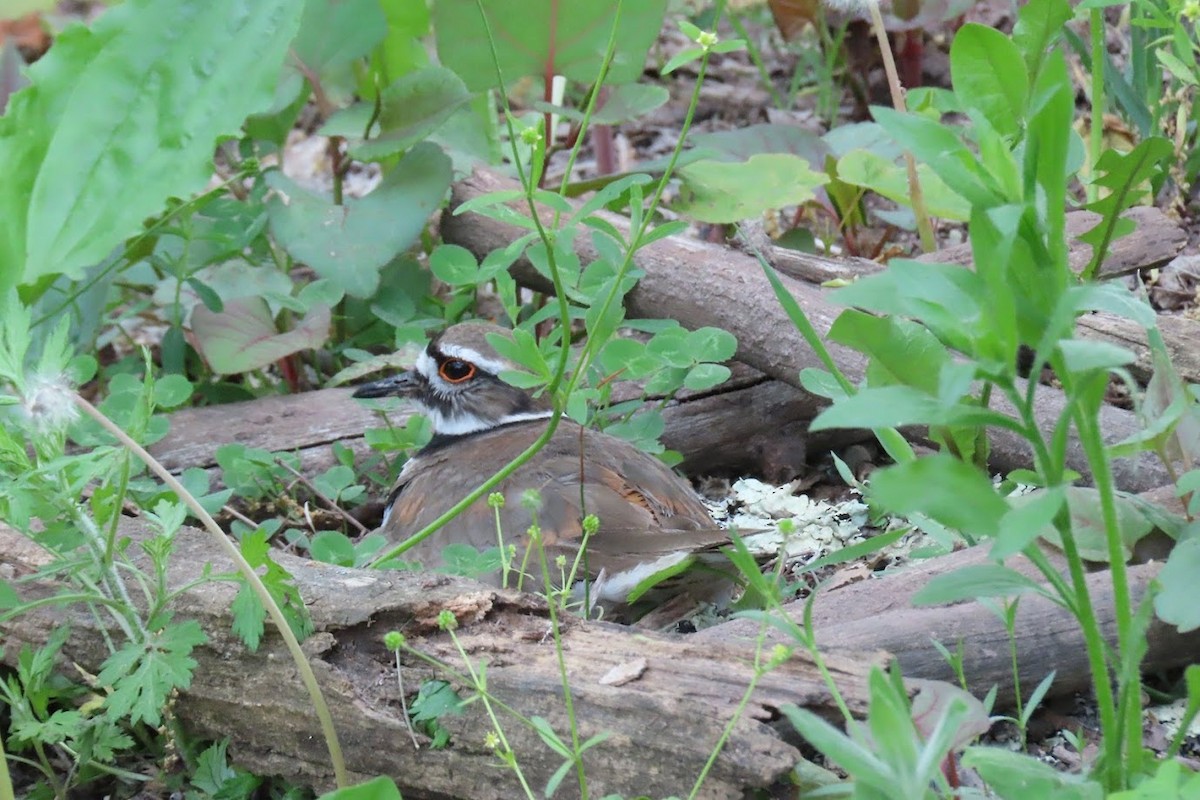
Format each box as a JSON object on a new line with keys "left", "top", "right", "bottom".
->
{"left": 437, "top": 343, "right": 512, "bottom": 377}
{"left": 415, "top": 350, "right": 438, "bottom": 378}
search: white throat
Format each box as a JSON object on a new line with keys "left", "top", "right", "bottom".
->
{"left": 425, "top": 407, "right": 553, "bottom": 436}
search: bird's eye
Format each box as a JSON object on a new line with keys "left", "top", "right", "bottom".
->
{"left": 439, "top": 359, "right": 475, "bottom": 383}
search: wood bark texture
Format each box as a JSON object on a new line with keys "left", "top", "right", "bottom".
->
{"left": 0, "top": 519, "right": 874, "bottom": 799}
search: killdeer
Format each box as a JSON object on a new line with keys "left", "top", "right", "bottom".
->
{"left": 352, "top": 321, "right": 733, "bottom": 610}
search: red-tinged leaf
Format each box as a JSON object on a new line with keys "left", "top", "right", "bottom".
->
{"left": 192, "top": 297, "right": 330, "bottom": 376}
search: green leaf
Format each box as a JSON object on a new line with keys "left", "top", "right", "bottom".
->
{"left": 992, "top": 487, "right": 1065, "bottom": 560}
{"left": 830, "top": 260, "right": 985, "bottom": 356}
{"left": 266, "top": 141, "right": 451, "bottom": 297}
{"left": 192, "top": 297, "right": 331, "bottom": 376}
{"left": 683, "top": 363, "right": 730, "bottom": 391}
{"left": 686, "top": 327, "right": 737, "bottom": 362}
{"left": 309, "top": 531, "right": 357, "bottom": 567}
{"left": 871, "top": 106, "right": 1003, "bottom": 209}
{"left": 288, "top": 0, "right": 388, "bottom": 106}
{"left": 914, "top": 563, "right": 1051, "bottom": 605}
{"left": 871, "top": 455, "right": 1010, "bottom": 539}
{"left": 810, "top": 386, "right": 1004, "bottom": 431}
{"left": 346, "top": 66, "right": 473, "bottom": 162}
{"left": 836, "top": 149, "right": 971, "bottom": 220}
{"left": 1011, "top": 0, "right": 1072, "bottom": 85}
{"left": 799, "top": 368, "right": 848, "bottom": 401}
{"left": 675, "top": 154, "right": 829, "bottom": 223}
{"left": 690, "top": 123, "right": 829, "bottom": 166}
{"left": 434, "top": 0, "right": 668, "bottom": 90}
{"left": 950, "top": 25, "right": 1028, "bottom": 138}
{"left": 1055, "top": 339, "right": 1135, "bottom": 375}
{"left": 429, "top": 244, "right": 480, "bottom": 286}
{"left": 1036, "top": 487, "right": 1155, "bottom": 562}
{"left": 1077, "top": 137, "right": 1175, "bottom": 279}
{"left": 778, "top": 702, "right": 890, "bottom": 785}
{"left": 1153, "top": 537, "right": 1200, "bottom": 632}
{"left": 6, "top": 0, "right": 304, "bottom": 291}
{"left": 316, "top": 776, "right": 404, "bottom": 800}
{"left": 152, "top": 374, "right": 194, "bottom": 409}
{"left": 828, "top": 310, "right": 950, "bottom": 395}
{"left": 961, "top": 746, "right": 1104, "bottom": 799}
{"left": 97, "top": 618, "right": 206, "bottom": 726}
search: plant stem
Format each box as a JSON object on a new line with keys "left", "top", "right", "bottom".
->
{"left": 864, "top": 0, "right": 936, "bottom": 252}
{"left": 71, "top": 395, "right": 349, "bottom": 789}
{"left": 0, "top": 728, "right": 15, "bottom": 800}
{"left": 1088, "top": 8, "right": 1105, "bottom": 203}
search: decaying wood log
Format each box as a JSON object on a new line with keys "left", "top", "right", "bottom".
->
{"left": 441, "top": 168, "right": 1175, "bottom": 492}
{"left": 916, "top": 205, "right": 1186, "bottom": 279}
{"left": 697, "top": 490, "right": 1200, "bottom": 706}
{"left": 0, "top": 518, "right": 872, "bottom": 799}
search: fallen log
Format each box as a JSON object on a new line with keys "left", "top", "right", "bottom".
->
{"left": 441, "top": 168, "right": 1175, "bottom": 492}
{"left": 0, "top": 518, "right": 873, "bottom": 799}
{"left": 697, "top": 490, "right": 1200, "bottom": 706}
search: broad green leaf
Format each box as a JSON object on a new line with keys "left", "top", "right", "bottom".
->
{"left": 914, "top": 563, "right": 1051, "bottom": 605}
{"left": 316, "top": 776, "right": 404, "bottom": 800}
{"left": 828, "top": 310, "right": 950, "bottom": 395}
{"left": 674, "top": 154, "right": 829, "bottom": 223}
{"left": 266, "top": 142, "right": 451, "bottom": 297}
{"left": 287, "top": 0, "right": 388, "bottom": 106}
{"left": 1036, "top": 487, "right": 1155, "bottom": 562}
{"left": 870, "top": 455, "right": 1009, "bottom": 539}
{"left": 830, "top": 260, "right": 985, "bottom": 356}
{"left": 799, "top": 368, "right": 848, "bottom": 400}
{"left": 810, "top": 386, "right": 1009, "bottom": 431}
{"left": 950, "top": 24, "right": 1028, "bottom": 138}
{"left": 1055, "top": 339, "right": 1135, "bottom": 375}
{"left": 993, "top": 487, "right": 1065, "bottom": 560}
{"left": 11, "top": 0, "right": 304, "bottom": 291}
{"left": 1023, "top": 52, "right": 1073, "bottom": 262}
{"left": 428, "top": 244, "right": 479, "bottom": 286}
{"left": 433, "top": 0, "right": 667, "bottom": 91}
{"left": 837, "top": 149, "right": 971, "bottom": 220}
{"left": 686, "top": 327, "right": 737, "bottom": 362}
{"left": 690, "top": 123, "right": 829, "bottom": 166}
{"left": 1011, "top": 0, "right": 1072, "bottom": 86}
{"left": 192, "top": 297, "right": 331, "bottom": 375}
{"left": 962, "top": 747, "right": 1104, "bottom": 799}
{"left": 364, "top": 0, "right": 432, "bottom": 94}
{"left": 346, "top": 66, "right": 473, "bottom": 162}
{"left": 871, "top": 106, "right": 1004, "bottom": 209}
{"left": 683, "top": 363, "right": 731, "bottom": 391}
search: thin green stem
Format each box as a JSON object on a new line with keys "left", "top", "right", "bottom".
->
{"left": 532, "top": 529, "right": 588, "bottom": 797}
{"left": 1073, "top": 404, "right": 1139, "bottom": 782}
{"left": 864, "top": 0, "right": 936, "bottom": 251}
{"left": 1051, "top": 498, "right": 1121, "bottom": 788}
{"left": 687, "top": 630, "right": 780, "bottom": 799}
{"left": 1088, "top": 8, "right": 1105, "bottom": 204}
{"left": 71, "top": 395, "right": 349, "bottom": 789}
{"left": 446, "top": 627, "right": 538, "bottom": 800}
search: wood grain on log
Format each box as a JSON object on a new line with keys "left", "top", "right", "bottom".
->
{"left": 440, "top": 168, "right": 1171, "bottom": 492}
{"left": 697, "top": 489, "right": 1200, "bottom": 705}
{"left": 0, "top": 518, "right": 873, "bottom": 799}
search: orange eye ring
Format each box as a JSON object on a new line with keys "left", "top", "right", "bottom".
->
{"left": 439, "top": 358, "right": 476, "bottom": 383}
